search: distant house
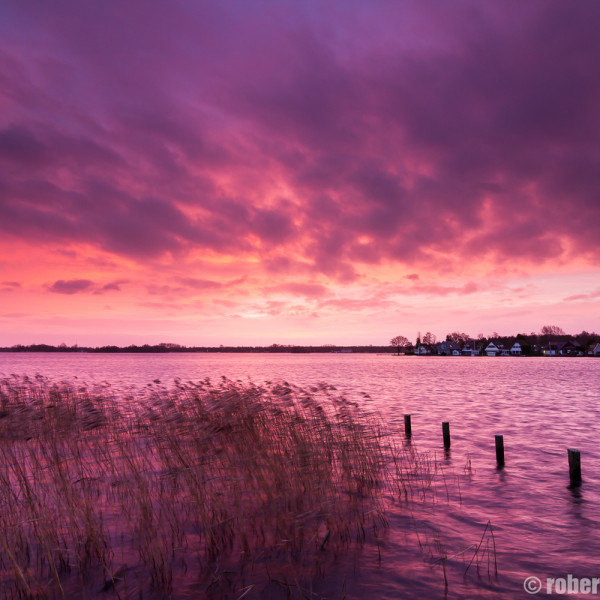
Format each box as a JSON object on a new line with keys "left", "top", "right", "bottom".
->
{"left": 543, "top": 340, "right": 581, "bottom": 356}
{"left": 437, "top": 341, "right": 462, "bottom": 356}
{"left": 415, "top": 343, "right": 433, "bottom": 355}
{"left": 543, "top": 341, "right": 560, "bottom": 356}
{"left": 557, "top": 340, "right": 582, "bottom": 356}
{"left": 461, "top": 343, "right": 474, "bottom": 356}
{"left": 485, "top": 342, "right": 500, "bottom": 357}
{"left": 510, "top": 342, "right": 522, "bottom": 356}
{"left": 589, "top": 343, "right": 600, "bottom": 357}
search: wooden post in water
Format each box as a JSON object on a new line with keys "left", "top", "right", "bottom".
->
{"left": 568, "top": 449, "right": 581, "bottom": 484}
{"left": 442, "top": 421, "right": 451, "bottom": 449}
{"left": 495, "top": 435, "right": 505, "bottom": 468}
{"left": 404, "top": 414, "right": 412, "bottom": 437}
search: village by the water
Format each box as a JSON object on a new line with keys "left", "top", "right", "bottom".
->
{"left": 414, "top": 337, "right": 600, "bottom": 357}
{"left": 414, "top": 339, "right": 600, "bottom": 356}
{"left": 395, "top": 325, "right": 600, "bottom": 357}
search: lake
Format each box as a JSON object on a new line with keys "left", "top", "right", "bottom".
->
{"left": 1, "top": 352, "right": 600, "bottom": 599}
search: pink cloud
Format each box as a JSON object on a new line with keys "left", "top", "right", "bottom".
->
{"left": 319, "top": 296, "right": 394, "bottom": 312}
{"left": 407, "top": 282, "right": 480, "bottom": 296}
{"left": 564, "top": 288, "right": 600, "bottom": 302}
{"left": 268, "top": 282, "right": 329, "bottom": 298}
{"left": 177, "top": 278, "right": 224, "bottom": 291}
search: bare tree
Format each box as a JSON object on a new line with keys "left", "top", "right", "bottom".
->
{"left": 422, "top": 332, "right": 437, "bottom": 345}
{"left": 446, "top": 331, "right": 470, "bottom": 344}
{"left": 390, "top": 335, "right": 411, "bottom": 355}
{"left": 541, "top": 325, "right": 565, "bottom": 336}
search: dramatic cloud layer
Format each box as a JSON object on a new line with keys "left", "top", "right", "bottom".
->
{"left": 0, "top": 1, "right": 599, "bottom": 345}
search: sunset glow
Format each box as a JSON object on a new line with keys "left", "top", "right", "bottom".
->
{"left": 1, "top": 1, "right": 599, "bottom": 346}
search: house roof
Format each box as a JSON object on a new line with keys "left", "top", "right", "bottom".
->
{"left": 554, "top": 340, "right": 582, "bottom": 350}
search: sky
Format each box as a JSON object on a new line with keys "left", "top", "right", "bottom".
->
{"left": 1, "top": 1, "right": 599, "bottom": 347}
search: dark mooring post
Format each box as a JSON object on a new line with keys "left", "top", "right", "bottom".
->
{"left": 404, "top": 414, "right": 412, "bottom": 437}
{"left": 568, "top": 449, "right": 582, "bottom": 484}
{"left": 442, "top": 421, "right": 451, "bottom": 449}
{"left": 495, "top": 435, "right": 505, "bottom": 468}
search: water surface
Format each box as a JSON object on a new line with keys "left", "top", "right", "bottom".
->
{"left": 2, "top": 352, "right": 599, "bottom": 599}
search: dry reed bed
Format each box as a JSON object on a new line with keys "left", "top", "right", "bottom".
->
{"left": 0, "top": 375, "right": 406, "bottom": 599}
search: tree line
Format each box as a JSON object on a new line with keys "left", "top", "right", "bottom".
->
{"left": 390, "top": 326, "right": 600, "bottom": 355}
{"left": 2, "top": 326, "right": 598, "bottom": 355}
{"left": 0, "top": 343, "right": 394, "bottom": 354}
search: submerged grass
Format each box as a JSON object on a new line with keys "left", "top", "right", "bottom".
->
{"left": 0, "top": 374, "right": 494, "bottom": 599}
{"left": 0, "top": 375, "right": 396, "bottom": 599}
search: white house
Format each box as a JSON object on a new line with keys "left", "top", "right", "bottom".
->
{"left": 437, "top": 341, "right": 462, "bottom": 355}
{"left": 510, "top": 342, "right": 522, "bottom": 356}
{"left": 485, "top": 342, "right": 500, "bottom": 357}
{"left": 461, "top": 343, "right": 474, "bottom": 356}
{"left": 415, "top": 344, "right": 433, "bottom": 355}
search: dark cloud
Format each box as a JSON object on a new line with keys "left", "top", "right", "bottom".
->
{"left": 0, "top": 126, "right": 48, "bottom": 165}
{"left": 94, "top": 280, "right": 129, "bottom": 294}
{"left": 177, "top": 278, "right": 224, "bottom": 290}
{"left": 1, "top": 1, "right": 600, "bottom": 278}
{"left": 49, "top": 279, "right": 94, "bottom": 294}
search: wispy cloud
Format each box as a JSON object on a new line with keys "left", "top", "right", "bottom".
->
{"left": 267, "top": 282, "right": 329, "bottom": 298}
{"left": 564, "top": 288, "right": 600, "bottom": 302}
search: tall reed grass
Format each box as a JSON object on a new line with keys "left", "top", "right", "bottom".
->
{"left": 0, "top": 375, "right": 398, "bottom": 599}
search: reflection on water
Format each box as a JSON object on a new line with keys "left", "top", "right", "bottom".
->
{"left": 1, "top": 353, "right": 600, "bottom": 599}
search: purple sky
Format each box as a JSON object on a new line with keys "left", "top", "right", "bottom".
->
{"left": 1, "top": 1, "right": 599, "bottom": 346}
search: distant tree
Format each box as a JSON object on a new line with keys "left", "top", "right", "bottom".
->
{"left": 446, "top": 331, "right": 470, "bottom": 344}
{"left": 575, "top": 331, "right": 599, "bottom": 348}
{"left": 422, "top": 332, "right": 437, "bottom": 345}
{"left": 390, "top": 335, "right": 411, "bottom": 355}
{"left": 541, "top": 325, "right": 565, "bottom": 336}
